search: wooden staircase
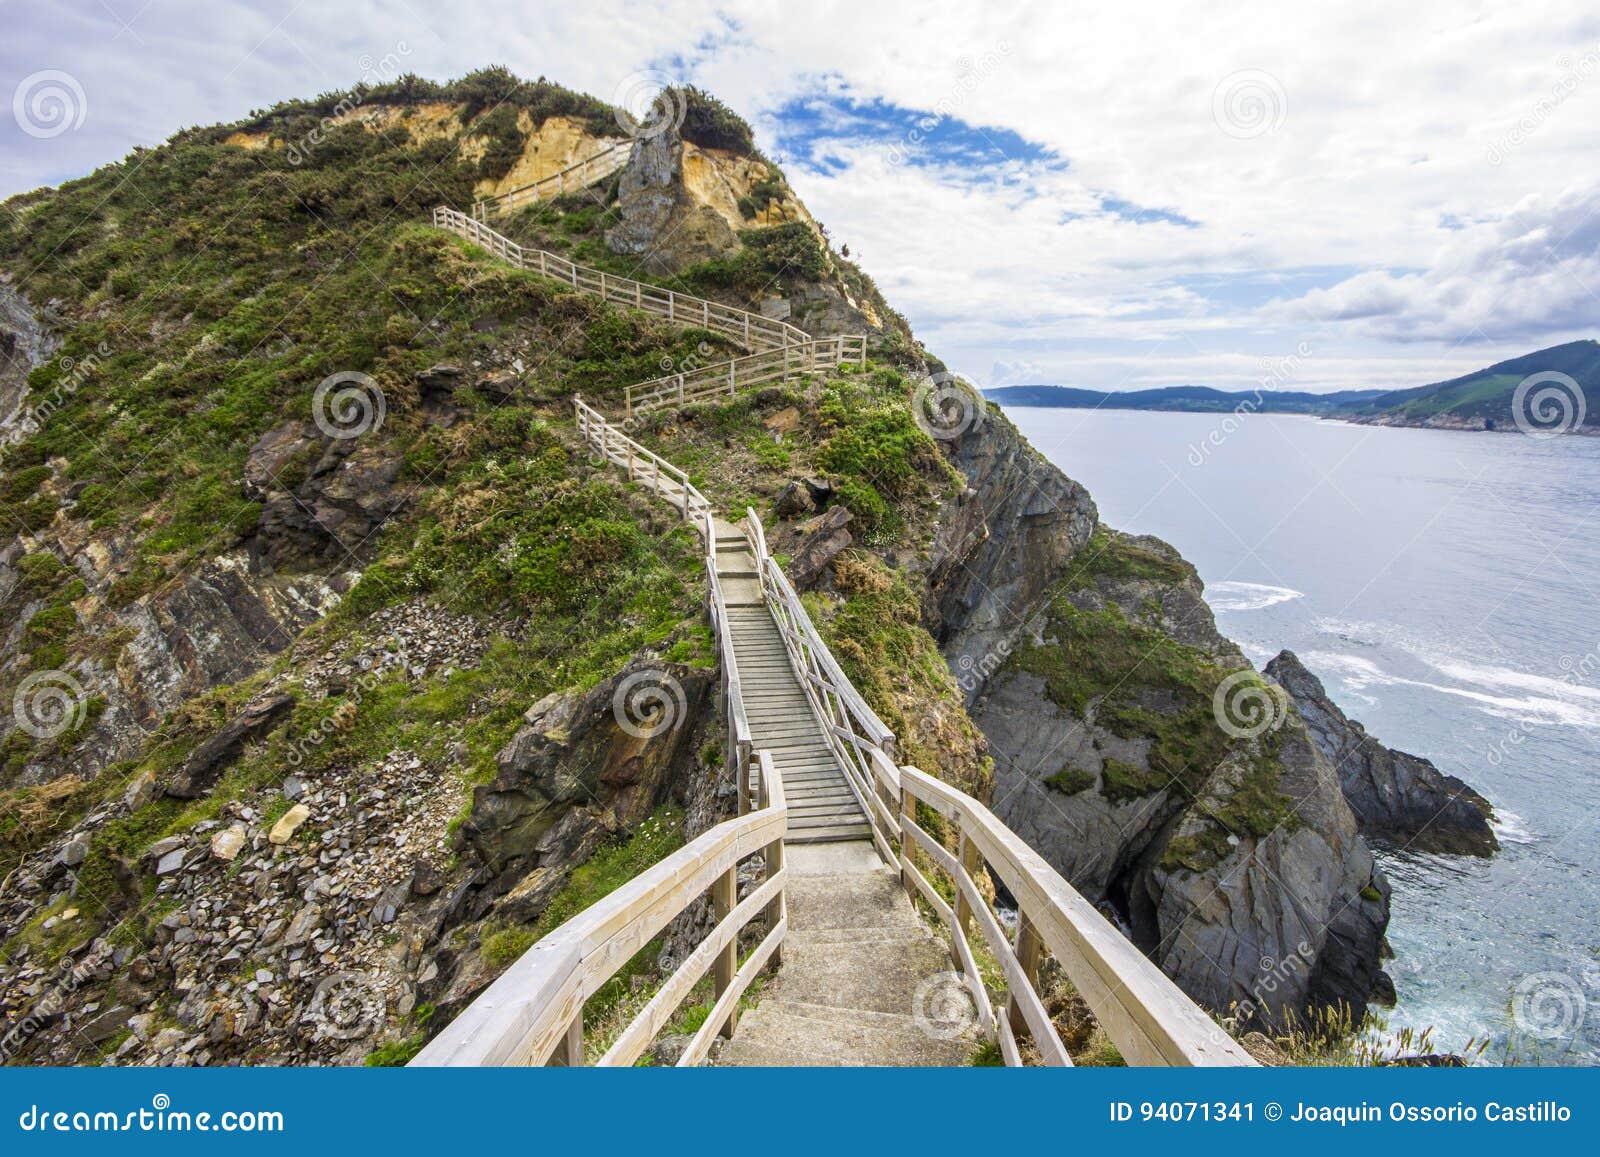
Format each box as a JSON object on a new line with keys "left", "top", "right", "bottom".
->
{"left": 412, "top": 206, "right": 1259, "bottom": 1071}
{"left": 713, "top": 524, "right": 871, "bottom": 844}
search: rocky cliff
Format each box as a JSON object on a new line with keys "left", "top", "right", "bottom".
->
{"left": 1265, "top": 650, "right": 1498, "bottom": 856}
{"left": 919, "top": 410, "right": 1394, "bottom": 1028}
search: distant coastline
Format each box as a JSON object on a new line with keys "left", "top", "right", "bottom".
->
{"left": 985, "top": 338, "right": 1599, "bottom": 437}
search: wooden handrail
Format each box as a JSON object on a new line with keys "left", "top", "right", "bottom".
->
{"left": 897, "top": 764, "right": 1256, "bottom": 1067}
{"left": 625, "top": 335, "right": 868, "bottom": 419}
{"left": 433, "top": 206, "right": 807, "bottom": 354}
{"left": 574, "top": 395, "right": 712, "bottom": 525}
{"left": 473, "top": 140, "right": 632, "bottom": 218}
{"left": 410, "top": 756, "right": 785, "bottom": 1066}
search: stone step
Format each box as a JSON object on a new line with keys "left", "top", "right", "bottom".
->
{"left": 714, "top": 1000, "right": 974, "bottom": 1067}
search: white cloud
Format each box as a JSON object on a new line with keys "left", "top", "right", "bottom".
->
{"left": 1, "top": 0, "right": 1597, "bottom": 392}
{"left": 1271, "top": 185, "right": 1600, "bottom": 342}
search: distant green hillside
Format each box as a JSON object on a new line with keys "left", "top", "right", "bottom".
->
{"left": 983, "top": 383, "right": 1382, "bottom": 415}
{"left": 1344, "top": 340, "right": 1599, "bottom": 430}
{"left": 986, "top": 340, "right": 1599, "bottom": 433}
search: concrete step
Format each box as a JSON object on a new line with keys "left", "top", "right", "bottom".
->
{"left": 714, "top": 1000, "right": 974, "bottom": 1066}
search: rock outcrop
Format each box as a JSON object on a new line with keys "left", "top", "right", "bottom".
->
{"left": 929, "top": 408, "right": 1392, "bottom": 1028}
{"left": 1265, "top": 650, "right": 1498, "bottom": 856}
{"left": 463, "top": 659, "right": 712, "bottom": 886}
{"left": 924, "top": 408, "right": 1096, "bottom": 693}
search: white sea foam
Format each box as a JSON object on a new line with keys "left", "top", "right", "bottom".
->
{"left": 1208, "top": 581, "right": 1304, "bottom": 612}
{"left": 1491, "top": 809, "right": 1537, "bottom": 846}
{"left": 1304, "top": 650, "right": 1600, "bottom": 729}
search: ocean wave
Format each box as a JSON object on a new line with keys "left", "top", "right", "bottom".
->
{"left": 1491, "top": 809, "right": 1537, "bottom": 846}
{"left": 1304, "top": 650, "right": 1600, "bottom": 729}
{"left": 1208, "top": 581, "right": 1304, "bottom": 612}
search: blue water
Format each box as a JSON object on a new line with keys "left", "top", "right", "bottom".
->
{"left": 1000, "top": 406, "right": 1600, "bottom": 1065}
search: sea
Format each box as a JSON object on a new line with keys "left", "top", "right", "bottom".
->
{"left": 999, "top": 405, "right": 1600, "bottom": 1065}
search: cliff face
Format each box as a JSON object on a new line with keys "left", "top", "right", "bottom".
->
{"left": 924, "top": 411, "right": 1393, "bottom": 1027}
{"left": 1266, "top": 650, "right": 1498, "bottom": 856}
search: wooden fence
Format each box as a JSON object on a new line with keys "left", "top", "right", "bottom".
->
{"left": 433, "top": 207, "right": 806, "bottom": 354}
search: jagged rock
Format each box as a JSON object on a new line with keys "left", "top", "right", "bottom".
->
{"left": 166, "top": 692, "right": 295, "bottom": 799}
{"left": 58, "top": 833, "right": 91, "bottom": 867}
{"left": 607, "top": 130, "right": 741, "bottom": 275}
{"left": 464, "top": 660, "right": 709, "bottom": 876}
{"left": 773, "top": 480, "right": 815, "bottom": 519}
{"left": 148, "top": 836, "right": 186, "bottom": 860}
{"left": 949, "top": 418, "right": 1389, "bottom": 1028}
{"left": 124, "top": 770, "right": 158, "bottom": 811}
{"left": 282, "top": 775, "right": 304, "bottom": 801}
{"left": 268, "top": 804, "right": 311, "bottom": 845}
{"left": 155, "top": 849, "right": 187, "bottom": 875}
{"left": 243, "top": 420, "right": 317, "bottom": 499}
{"left": 415, "top": 363, "right": 466, "bottom": 399}
{"left": 926, "top": 407, "right": 1096, "bottom": 697}
{"left": 1266, "top": 650, "right": 1498, "bottom": 856}
{"left": 788, "top": 505, "right": 853, "bottom": 589}
{"left": 478, "top": 371, "right": 518, "bottom": 400}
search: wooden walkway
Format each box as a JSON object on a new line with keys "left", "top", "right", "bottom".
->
{"left": 713, "top": 521, "right": 871, "bottom": 844}
{"left": 415, "top": 207, "right": 1260, "bottom": 1071}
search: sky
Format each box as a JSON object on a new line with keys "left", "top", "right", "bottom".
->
{"left": 2, "top": 0, "right": 1598, "bottom": 394}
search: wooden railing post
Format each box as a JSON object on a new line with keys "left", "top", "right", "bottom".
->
{"left": 899, "top": 786, "right": 917, "bottom": 892}
{"left": 1007, "top": 912, "right": 1043, "bottom": 1044}
{"left": 712, "top": 865, "right": 740, "bottom": 1038}
{"left": 954, "top": 829, "right": 981, "bottom": 939}
{"left": 550, "top": 1011, "right": 583, "bottom": 1066}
